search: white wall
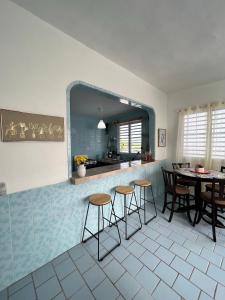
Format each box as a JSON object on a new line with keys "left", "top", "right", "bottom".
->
{"left": 0, "top": 0, "right": 167, "bottom": 194}
{"left": 167, "top": 80, "right": 225, "bottom": 160}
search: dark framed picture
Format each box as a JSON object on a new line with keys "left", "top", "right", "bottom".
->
{"left": 158, "top": 128, "right": 166, "bottom": 147}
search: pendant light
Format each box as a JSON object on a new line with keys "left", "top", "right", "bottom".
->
{"left": 97, "top": 107, "right": 106, "bottom": 129}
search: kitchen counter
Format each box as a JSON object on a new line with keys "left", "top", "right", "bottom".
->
{"left": 71, "top": 160, "right": 159, "bottom": 184}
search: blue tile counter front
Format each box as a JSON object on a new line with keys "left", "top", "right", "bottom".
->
{"left": 0, "top": 160, "right": 166, "bottom": 291}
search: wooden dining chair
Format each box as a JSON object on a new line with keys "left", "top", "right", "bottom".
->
{"left": 172, "top": 162, "right": 196, "bottom": 188}
{"left": 161, "top": 167, "right": 192, "bottom": 223}
{"left": 172, "top": 162, "right": 191, "bottom": 169}
{"left": 200, "top": 178, "right": 225, "bottom": 242}
{"left": 205, "top": 166, "right": 225, "bottom": 193}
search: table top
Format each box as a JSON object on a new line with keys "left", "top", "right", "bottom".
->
{"left": 175, "top": 168, "right": 225, "bottom": 182}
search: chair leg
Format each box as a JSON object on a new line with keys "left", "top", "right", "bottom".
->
{"left": 81, "top": 202, "right": 90, "bottom": 242}
{"left": 212, "top": 206, "right": 217, "bottom": 242}
{"left": 169, "top": 195, "right": 176, "bottom": 222}
{"left": 162, "top": 192, "right": 167, "bottom": 213}
{"left": 186, "top": 194, "right": 192, "bottom": 224}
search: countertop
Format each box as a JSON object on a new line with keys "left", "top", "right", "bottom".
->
{"left": 71, "top": 160, "right": 159, "bottom": 185}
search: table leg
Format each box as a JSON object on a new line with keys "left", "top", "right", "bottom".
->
{"left": 193, "top": 181, "right": 202, "bottom": 225}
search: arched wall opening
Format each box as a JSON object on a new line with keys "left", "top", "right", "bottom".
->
{"left": 66, "top": 81, "right": 156, "bottom": 177}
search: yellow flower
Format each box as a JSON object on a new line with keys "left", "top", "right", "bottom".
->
{"left": 74, "top": 155, "right": 88, "bottom": 166}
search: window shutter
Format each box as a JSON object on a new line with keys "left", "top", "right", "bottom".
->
{"left": 119, "top": 124, "right": 129, "bottom": 153}
{"left": 119, "top": 121, "right": 142, "bottom": 154}
{"left": 183, "top": 112, "right": 207, "bottom": 158}
{"left": 130, "top": 122, "right": 142, "bottom": 153}
{"left": 211, "top": 108, "right": 225, "bottom": 159}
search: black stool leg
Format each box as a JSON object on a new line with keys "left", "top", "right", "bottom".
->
{"left": 98, "top": 206, "right": 100, "bottom": 261}
{"left": 124, "top": 194, "right": 128, "bottom": 239}
{"left": 82, "top": 202, "right": 90, "bottom": 242}
{"left": 134, "top": 192, "right": 143, "bottom": 229}
{"left": 124, "top": 192, "right": 142, "bottom": 239}
{"left": 101, "top": 206, "right": 104, "bottom": 230}
{"left": 151, "top": 185, "right": 157, "bottom": 218}
{"left": 143, "top": 187, "right": 146, "bottom": 223}
{"left": 98, "top": 201, "right": 121, "bottom": 261}
{"left": 109, "top": 191, "right": 116, "bottom": 226}
{"left": 141, "top": 185, "right": 157, "bottom": 225}
{"left": 111, "top": 202, "right": 121, "bottom": 245}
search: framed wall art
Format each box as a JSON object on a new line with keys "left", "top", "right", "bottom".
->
{"left": 0, "top": 109, "right": 64, "bottom": 142}
{"left": 158, "top": 128, "right": 166, "bottom": 147}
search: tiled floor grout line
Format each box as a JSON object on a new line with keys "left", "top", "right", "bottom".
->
{"left": 51, "top": 254, "right": 75, "bottom": 300}
{"left": 77, "top": 227, "right": 133, "bottom": 299}
{"left": 30, "top": 273, "right": 38, "bottom": 300}
{"left": 6, "top": 278, "right": 31, "bottom": 298}
{"left": 66, "top": 249, "right": 97, "bottom": 299}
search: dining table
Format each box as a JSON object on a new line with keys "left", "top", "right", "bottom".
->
{"left": 175, "top": 168, "right": 225, "bottom": 226}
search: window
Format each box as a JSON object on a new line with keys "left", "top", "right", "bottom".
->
{"left": 183, "top": 112, "right": 207, "bottom": 158}
{"left": 211, "top": 109, "right": 225, "bottom": 159}
{"left": 119, "top": 121, "right": 142, "bottom": 154}
{"left": 181, "top": 107, "right": 225, "bottom": 162}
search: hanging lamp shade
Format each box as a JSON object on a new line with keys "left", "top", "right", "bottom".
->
{"left": 97, "top": 107, "right": 106, "bottom": 129}
{"left": 97, "top": 119, "right": 106, "bottom": 129}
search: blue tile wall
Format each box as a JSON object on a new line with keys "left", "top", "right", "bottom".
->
{"left": 0, "top": 160, "right": 166, "bottom": 291}
{"left": 70, "top": 114, "right": 107, "bottom": 165}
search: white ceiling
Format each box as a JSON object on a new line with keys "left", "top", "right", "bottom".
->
{"left": 70, "top": 85, "right": 141, "bottom": 118}
{"left": 12, "top": 0, "right": 225, "bottom": 93}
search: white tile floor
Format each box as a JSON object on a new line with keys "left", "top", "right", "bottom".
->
{"left": 1, "top": 195, "right": 225, "bottom": 300}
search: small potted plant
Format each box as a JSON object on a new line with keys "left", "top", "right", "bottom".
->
{"left": 74, "top": 155, "right": 88, "bottom": 177}
{"left": 195, "top": 163, "right": 204, "bottom": 173}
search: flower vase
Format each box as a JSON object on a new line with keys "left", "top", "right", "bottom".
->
{"left": 77, "top": 164, "right": 86, "bottom": 177}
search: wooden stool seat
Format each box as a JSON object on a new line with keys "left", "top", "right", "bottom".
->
{"left": 115, "top": 186, "right": 134, "bottom": 195}
{"left": 134, "top": 179, "right": 152, "bottom": 187}
{"left": 89, "top": 193, "right": 111, "bottom": 206}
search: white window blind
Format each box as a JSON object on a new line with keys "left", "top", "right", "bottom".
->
{"left": 211, "top": 109, "right": 225, "bottom": 159}
{"left": 183, "top": 112, "right": 207, "bottom": 158}
{"left": 119, "top": 124, "right": 129, "bottom": 153}
{"left": 119, "top": 121, "right": 142, "bottom": 154}
{"left": 130, "top": 122, "right": 142, "bottom": 153}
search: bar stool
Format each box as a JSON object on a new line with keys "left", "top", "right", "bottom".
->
{"left": 129, "top": 180, "right": 157, "bottom": 225}
{"left": 82, "top": 193, "right": 121, "bottom": 261}
{"left": 110, "top": 186, "right": 142, "bottom": 240}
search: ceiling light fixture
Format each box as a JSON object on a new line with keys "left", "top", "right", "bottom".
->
{"left": 97, "top": 107, "right": 106, "bottom": 129}
{"left": 120, "top": 99, "right": 129, "bottom": 105}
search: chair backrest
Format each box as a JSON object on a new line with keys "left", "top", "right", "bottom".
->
{"left": 161, "top": 167, "right": 176, "bottom": 194}
{"left": 172, "top": 162, "right": 190, "bottom": 170}
{"left": 220, "top": 166, "right": 225, "bottom": 173}
{"left": 211, "top": 178, "right": 225, "bottom": 204}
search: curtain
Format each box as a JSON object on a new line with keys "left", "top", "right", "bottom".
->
{"left": 176, "top": 102, "right": 225, "bottom": 171}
